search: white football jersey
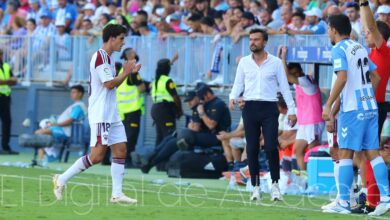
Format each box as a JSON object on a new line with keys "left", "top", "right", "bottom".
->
{"left": 88, "top": 49, "right": 121, "bottom": 123}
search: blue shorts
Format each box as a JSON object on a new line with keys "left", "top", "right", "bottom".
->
{"left": 49, "top": 126, "right": 67, "bottom": 141}
{"left": 337, "top": 110, "right": 379, "bottom": 151}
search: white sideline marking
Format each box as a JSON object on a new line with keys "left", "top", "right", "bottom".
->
{"left": 0, "top": 174, "right": 389, "bottom": 219}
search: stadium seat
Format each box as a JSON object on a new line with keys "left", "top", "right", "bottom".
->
{"left": 58, "top": 117, "right": 90, "bottom": 163}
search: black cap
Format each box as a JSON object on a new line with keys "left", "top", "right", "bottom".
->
{"left": 196, "top": 84, "right": 212, "bottom": 97}
{"left": 183, "top": 91, "right": 197, "bottom": 102}
{"left": 242, "top": 12, "right": 255, "bottom": 22}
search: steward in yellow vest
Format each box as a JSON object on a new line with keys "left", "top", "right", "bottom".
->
{"left": 150, "top": 58, "right": 183, "bottom": 146}
{"left": 0, "top": 48, "right": 18, "bottom": 154}
{"left": 116, "top": 48, "right": 146, "bottom": 167}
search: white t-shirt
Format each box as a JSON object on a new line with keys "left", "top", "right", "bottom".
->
{"left": 88, "top": 49, "right": 121, "bottom": 123}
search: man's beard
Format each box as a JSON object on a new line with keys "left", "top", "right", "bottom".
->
{"left": 250, "top": 45, "right": 262, "bottom": 53}
{"left": 331, "top": 40, "right": 335, "bottom": 46}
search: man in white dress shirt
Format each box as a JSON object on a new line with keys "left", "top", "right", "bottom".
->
{"left": 229, "top": 28, "right": 297, "bottom": 202}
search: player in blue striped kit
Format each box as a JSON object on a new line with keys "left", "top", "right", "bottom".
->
{"left": 322, "top": 14, "right": 390, "bottom": 216}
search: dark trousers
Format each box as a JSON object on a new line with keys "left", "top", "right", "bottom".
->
{"left": 151, "top": 102, "right": 176, "bottom": 146}
{"left": 378, "top": 103, "right": 389, "bottom": 137}
{"left": 150, "top": 136, "right": 178, "bottom": 166}
{"left": 0, "top": 95, "right": 11, "bottom": 151}
{"left": 242, "top": 101, "right": 280, "bottom": 186}
{"left": 123, "top": 110, "right": 141, "bottom": 163}
{"left": 178, "top": 128, "right": 221, "bottom": 150}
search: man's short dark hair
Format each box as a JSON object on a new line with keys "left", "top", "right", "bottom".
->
{"left": 376, "top": 20, "right": 390, "bottom": 41}
{"left": 102, "top": 24, "right": 128, "bottom": 43}
{"left": 292, "top": 12, "right": 305, "bottom": 20}
{"left": 188, "top": 13, "right": 203, "bottom": 22}
{"left": 71, "top": 85, "right": 85, "bottom": 95}
{"left": 137, "top": 10, "right": 148, "bottom": 21}
{"left": 287, "top": 62, "right": 303, "bottom": 72}
{"left": 249, "top": 28, "right": 268, "bottom": 41}
{"left": 200, "top": 16, "right": 215, "bottom": 27}
{"left": 346, "top": 2, "right": 359, "bottom": 11}
{"left": 328, "top": 14, "right": 351, "bottom": 36}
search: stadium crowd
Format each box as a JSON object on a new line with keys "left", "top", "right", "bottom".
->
{"left": 0, "top": 0, "right": 388, "bottom": 44}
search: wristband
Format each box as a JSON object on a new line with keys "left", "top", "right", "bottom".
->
{"left": 199, "top": 112, "right": 205, "bottom": 118}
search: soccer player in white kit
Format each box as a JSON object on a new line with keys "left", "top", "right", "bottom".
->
{"left": 52, "top": 24, "right": 141, "bottom": 204}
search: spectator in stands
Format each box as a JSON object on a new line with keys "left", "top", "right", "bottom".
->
{"left": 287, "top": 7, "right": 327, "bottom": 35}
{"left": 1, "top": 1, "right": 24, "bottom": 34}
{"left": 187, "top": 13, "right": 203, "bottom": 33}
{"left": 95, "top": 0, "right": 110, "bottom": 20}
{"left": 249, "top": 1, "right": 262, "bottom": 17}
{"left": 231, "top": 11, "right": 261, "bottom": 42}
{"left": 35, "top": 85, "right": 87, "bottom": 163}
{"left": 177, "top": 84, "right": 231, "bottom": 151}
{"left": 139, "top": 21, "right": 155, "bottom": 36}
{"left": 268, "top": 5, "right": 293, "bottom": 34}
{"left": 284, "top": 11, "right": 306, "bottom": 31}
{"left": 195, "top": 0, "right": 217, "bottom": 18}
{"left": 26, "top": 0, "right": 42, "bottom": 24}
{"left": 377, "top": 5, "right": 390, "bottom": 26}
{"left": 258, "top": 9, "right": 283, "bottom": 30}
{"left": 32, "top": 9, "right": 56, "bottom": 52}
{"left": 0, "top": 48, "right": 18, "bottom": 155}
{"left": 55, "top": 0, "right": 78, "bottom": 33}
{"left": 212, "top": 0, "right": 230, "bottom": 11}
{"left": 55, "top": 19, "right": 71, "bottom": 60}
{"left": 345, "top": 2, "right": 361, "bottom": 35}
{"left": 326, "top": 5, "right": 342, "bottom": 17}
{"left": 9, "top": 16, "right": 27, "bottom": 50}
{"left": 167, "top": 13, "right": 182, "bottom": 33}
{"left": 199, "top": 16, "right": 219, "bottom": 35}
{"left": 79, "top": 3, "right": 97, "bottom": 26}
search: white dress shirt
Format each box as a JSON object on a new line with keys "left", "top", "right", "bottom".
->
{"left": 229, "top": 52, "right": 296, "bottom": 115}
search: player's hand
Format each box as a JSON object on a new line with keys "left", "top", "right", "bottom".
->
{"left": 216, "top": 131, "right": 228, "bottom": 140}
{"left": 288, "top": 114, "right": 297, "bottom": 127}
{"left": 238, "top": 97, "right": 245, "bottom": 109}
{"left": 326, "top": 118, "right": 335, "bottom": 133}
{"left": 322, "top": 105, "right": 331, "bottom": 121}
{"left": 132, "top": 63, "right": 142, "bottom": 74}
{"left": 229, "top": 99, "right": 235, "bottom": 111}
{"left": 123, "top": 59, "right": 136, "bottom": 75}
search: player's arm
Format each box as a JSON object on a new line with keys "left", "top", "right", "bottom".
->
{"left": 103, "top": 60, "right": 141, "bottom": 90}
{"left": 279, "top": 46, "right": 298, "bottom": 84}
{"left": 359, "top": 0, "right": 383, "bottom": 48}
{"left": 369, "top": 70, "right": 381, "bottom": 92}
{"left": 323, "top": 71, "right": 347, "bottom": 121}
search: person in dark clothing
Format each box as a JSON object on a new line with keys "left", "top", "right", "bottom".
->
{"left": 150, "top": 57, "right": 183, "bottom": 146}
{"left": 176, "top": 84, "right": 231, "bottom": 151}
{"left": 0, "top": 48, "right": 18, "bottom": 155}
{"left": 141, "top": 90, "right": 200, "bottom": 174}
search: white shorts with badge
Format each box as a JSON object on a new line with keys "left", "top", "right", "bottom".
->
{"left": 296, "top": 122, "right": 325, "bottom": 144}
{"left": 90, "top": 121, "right": 127, "bottom": 147}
